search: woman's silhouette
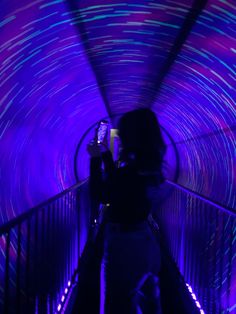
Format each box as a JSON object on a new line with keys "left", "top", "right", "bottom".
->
{"left": 88, "top": 108, "right": 166, "bottom": 314}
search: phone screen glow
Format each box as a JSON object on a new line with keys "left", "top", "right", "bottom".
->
{"left": 97, "top": 122, "right": 108, "bottom": 143}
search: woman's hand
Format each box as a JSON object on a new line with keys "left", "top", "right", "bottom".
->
{"left": 87, "top": 141, "right": 109, "bottom": 157}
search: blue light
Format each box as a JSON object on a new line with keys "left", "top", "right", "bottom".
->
{"left": 186, "top": 283, "right": 205, "bottom": 314}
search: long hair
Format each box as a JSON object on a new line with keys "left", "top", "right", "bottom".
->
{"left": 118, "top": 108, "right": 166, "bottom": 176}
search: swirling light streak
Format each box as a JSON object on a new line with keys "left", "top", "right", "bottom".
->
{"left": 0, "top": 0, "right": 235, "bottom": 312}
{"left": 0, "top": 0, "right": 107, "bottom": 224}
{"left": 153, "top": 0, "right": 236, "bottom": 211}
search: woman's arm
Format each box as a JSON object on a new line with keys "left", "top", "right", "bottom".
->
{"left": 88, "top": 142, "right": 112, "bottom": 205}
{"left": 101, "top": 150, "right": 116, "bottom": 178}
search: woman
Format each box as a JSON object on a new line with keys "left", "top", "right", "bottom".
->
{"left": 88, "top": 108, "right": 166, "bottom": 314}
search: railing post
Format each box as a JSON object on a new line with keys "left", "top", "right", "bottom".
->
{"left": 0, "top": 180, "right": 87, "bottom": 314}
{"left": 50, "top": 202, "right": 56, "bottom": 314}
{"left": 179, "top": 190, "right": 186, "bottom": 274}
{"left": 34, "top": 211, "right": 39, "bottom": 313}
{"left": 26, "top": 218, "right": 32, "bottom": 312}
{"left": 16, "top": 224, "right": 21, "bottom": 313}
{"left": 4, "top": 232, "right": 10, "bottom": 314}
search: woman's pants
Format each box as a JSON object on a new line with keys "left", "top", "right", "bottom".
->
{"left": 101, "top": 222, "right": 162, "bottom": 314}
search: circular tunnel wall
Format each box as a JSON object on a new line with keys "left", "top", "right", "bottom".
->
{"left": 0, "top": 0, "right": 108, "bottom": 223}
{"left": 153, "top": 0, "right": 236, "bottom": 210}
{"left": 0, "top": 0, "right": 235, "bottom": 228}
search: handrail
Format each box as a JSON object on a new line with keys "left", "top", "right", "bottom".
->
{"left": 0, "top": 178, "right": 89, "bottom": 313}
{"left": 166, "top": 179, "right": 236, "bottom": 217}
{"left": 0, "top": 179, "right": 88, "bottom": 236}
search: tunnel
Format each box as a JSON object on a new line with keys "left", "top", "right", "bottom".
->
{"left": 0, "top": 0, "right": 235, "bottom": 313}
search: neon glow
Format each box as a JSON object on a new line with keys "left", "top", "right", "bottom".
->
{"left": 186, "top": 283, "right": 205, "bottom": 314}
{"left": 57, "top": 277, "right": 75, "bottom": 312}
{"left": 0, "top": 0, "right": 235, "bottom": 313}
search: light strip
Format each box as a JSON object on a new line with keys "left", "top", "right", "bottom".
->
{"left": 57, "top": 280, "right": 73, "bottom": 313}
{"left": 186, "top": 283, "right": 205, "bottom": 314}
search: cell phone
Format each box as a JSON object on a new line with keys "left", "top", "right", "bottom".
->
{"left": 95, "top": 120, "right": 109, "bottom": 144}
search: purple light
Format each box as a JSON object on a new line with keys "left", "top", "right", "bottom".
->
{"left": 0, "top": 0, "right": 235, "bottom": 312}
{"left": 186, "top": 283, "right": 205, "bottom": 314}
{"left": 56, "top": 277, "right": 74, "bottom": 312}
{"left": 186, "top": 283, "right": 193, "bottom": 293}
{"left": 196, "top": 301, "right": 201, "bottom": 308}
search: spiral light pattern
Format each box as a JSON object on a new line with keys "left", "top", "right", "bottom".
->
{"left": 0, "top": 0, "right": 236, "bottom": 218}
{"left": 0, "top": 1, "right": 235, "bottom": 311}
{"left": 1, "top": 0, "right": 235, "bottom": 220}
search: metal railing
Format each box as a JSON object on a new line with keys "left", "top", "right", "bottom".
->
{"left": 2, "top": 174, "right": 234, "bottom": 314}
{"left": 156, "top": 180, "right": 236, "bottom": 314}
{"left": 0, "top": 179, "right": 89, "bottom": 314}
